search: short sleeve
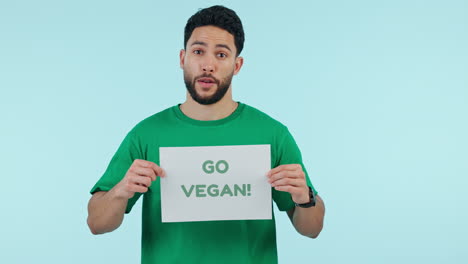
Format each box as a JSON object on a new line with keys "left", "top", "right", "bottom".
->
{"left": 272, "top": 126, "right": 317, "bottom": 211}
{"left": 90, "top": 130, "right": 143, "bottom": 213}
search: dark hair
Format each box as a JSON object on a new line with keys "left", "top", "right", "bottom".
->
{"left": 184, "top": 5, "right": 245, "bottom": 56}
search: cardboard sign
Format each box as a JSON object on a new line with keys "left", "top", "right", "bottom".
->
{"left": 159, "top": 145, "right": 271, "bottom": 222}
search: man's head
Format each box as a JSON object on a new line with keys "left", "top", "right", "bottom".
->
{"left": 180, "top": 6, "right": 245, "bottom": 105}
{"left": 184, "top": 5, "right": 245, "bottom": 57}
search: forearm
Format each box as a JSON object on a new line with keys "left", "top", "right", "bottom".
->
{"left": 87, "top": 189, "right": 129, "bottom": 235}
{"left": 289, "top": 195, "right": 325, "bottom": 238}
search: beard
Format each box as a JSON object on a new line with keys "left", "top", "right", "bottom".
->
{"left": 184, "top": 71, "right": 234, "bottom": 105}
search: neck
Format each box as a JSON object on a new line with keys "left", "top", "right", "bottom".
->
{"left": 179, "top": 88, "right": 238, "bottom": 121}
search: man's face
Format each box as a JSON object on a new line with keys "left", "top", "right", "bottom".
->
{"left": 180, "top": 25, "right": 243, "bottom": 105}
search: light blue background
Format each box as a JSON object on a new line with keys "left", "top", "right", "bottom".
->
{"left": 1, "top": 0, "right": 467, "bottom": 263}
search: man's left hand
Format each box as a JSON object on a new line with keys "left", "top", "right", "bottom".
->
{"left": 267, "top": 164, "right": 310, "bottom": 204}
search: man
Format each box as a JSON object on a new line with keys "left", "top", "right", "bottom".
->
{"left": 88, "top": 5, "right": 325, "bottom": 264}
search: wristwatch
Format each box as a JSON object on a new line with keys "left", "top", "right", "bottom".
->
{"left": 295, "top": 186, "right": 316, "bottom": 208}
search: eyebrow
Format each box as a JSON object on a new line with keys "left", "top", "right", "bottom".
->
{"left": 191, "top": 41, "right": 232, "bottom": 52}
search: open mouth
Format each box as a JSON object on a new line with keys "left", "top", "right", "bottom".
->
{"left": 197, "top": 77, "right": 217, "bottom": 89}
{"left": 197, "top": 77, "right": 215, "bottom": 84}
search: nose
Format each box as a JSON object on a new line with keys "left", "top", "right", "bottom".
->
{"left": 202, "top": 64, "right": 214, "bottom": 73}
{"left": 203, "top": 65, "right": 213, "bottom": 73}
{"left": 201, "top": 56, "right": 215, "bottom": 73}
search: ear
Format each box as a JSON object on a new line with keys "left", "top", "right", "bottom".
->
{"left": 179, "top": 49, "right": 186, "bottom": 69}
{"left": 233, "top": 56, "right": 244, "bottom": 75}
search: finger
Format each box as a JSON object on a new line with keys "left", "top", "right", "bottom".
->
{"left": 131, "top": 175, "right": 152, "bottom": 188}
{"left": 129, "top": 184, "right": 148, "bottom": 194}
{"left": 274, "top": 185, "right": 302, "bottom": 194}
{"left": 270, "top": 178, "right": 305, "bottom": 188}
{"left": 131, "top": 167, "right": 156, "bottom": 180}
{"left": 135, "top": 159, "right": 156, "bottom": 169}
{"left": 135, "top": 159, "right": 153, "bottom": 167}
{"left": 268, "top": 170, "right": 304, "bottom": 183}
{"left": 133, "top": 160, "right": 162, "bottom": 180}
{"left": 151, "top": 163, "right": 166, "bottom": 178}
{"left": 267, "top": 164, "right": 302, "bottom": 177}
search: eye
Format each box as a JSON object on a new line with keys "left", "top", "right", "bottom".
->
{"left": 193, "top": 49, "right": 203, "bottom": 55}
{"left": 217, "top": 53, "right": 227, "bottom": 58}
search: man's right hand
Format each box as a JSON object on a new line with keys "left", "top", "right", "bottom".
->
{"left": 114, "top": 159, "right": 166, "bottom": 199}
{"left": 88, "top": 159, "right": 165, "bottom": 234}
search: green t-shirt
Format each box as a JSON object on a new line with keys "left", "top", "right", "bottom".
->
{"left": 90, "top": 102, "right": 316, "bottom": 264}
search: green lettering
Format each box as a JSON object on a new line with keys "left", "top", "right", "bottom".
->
{"left": 216, "top": 160, "right": 229, "bottom": 174}
{"left": 181, "top": 185, "right": 195, "bottom": 197}
{"left": 202, "top": 160, "right": 215, "bottom": 174}
{"left": 220, "top": 184, "right": 234, "bottom": 196}
{"left": 196, "top": 184, "right": 207, "bottom": 197}
{"left": 207, "top": 184, "right": 219, "bottom": 197}
{"left": 183, "top": 184, "right": 251, "bottom": 198}
{"left": 234, "top": 184, "right": 247, "bottom": 196}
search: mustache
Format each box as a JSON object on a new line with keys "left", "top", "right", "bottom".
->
{"left": 194, "top": 73, "right": 220, "bottom": 85}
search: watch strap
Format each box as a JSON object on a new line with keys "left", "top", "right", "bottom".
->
{"left": 294, "top": 186, "right": 316, "bottom": 208}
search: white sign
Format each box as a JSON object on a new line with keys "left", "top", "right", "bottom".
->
{"left": 159, "top": 145, "right": 271, "bottom": 222}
